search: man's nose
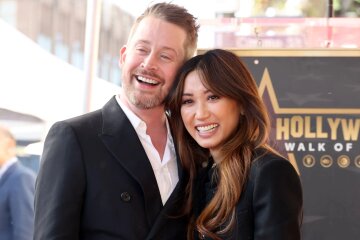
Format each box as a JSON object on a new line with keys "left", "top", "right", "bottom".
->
{"left": 141, "top": 53, "right": 158, "bottom": 70}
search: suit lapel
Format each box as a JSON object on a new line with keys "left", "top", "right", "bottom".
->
{"left": 146, "top": 146, "right": 187, "bottom": 239}
{"left": 99, "top": 97, "right": 163, "bottom": 226}
{"left": 146, "top": 119, "right": 189, "bottom": 238}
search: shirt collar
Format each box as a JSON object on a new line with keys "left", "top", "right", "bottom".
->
{"left": 115, "top": 94, "right": 170, "bottom": 135}
{"left": 116, "top": 94, "right": 144, "bottom": 131}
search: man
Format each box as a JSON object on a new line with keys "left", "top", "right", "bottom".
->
{"left": 34, "top": 3, "right": 199, "bottom": 240}
{"left": 0, "top": 125, "right": 36, "bottom": 240}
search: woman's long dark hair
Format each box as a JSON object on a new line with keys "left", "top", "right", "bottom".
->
{"left": 166, "top": 49, "right": 275, "bottom": 239}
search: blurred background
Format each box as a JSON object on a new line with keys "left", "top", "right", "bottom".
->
{"left": 1, "top": 1, "right": 360, "bottom": 239}
{"left": 0, "top": 0, "right": 359, "bottom": 171}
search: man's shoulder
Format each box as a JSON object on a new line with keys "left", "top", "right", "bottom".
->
{"left": 65, "top": 108, "right": 102, "bottom": 124}
{"left": 61, "top": 96, "right": 121, "bottom": 126}
{"left": 48, "top": 109, "right": 103, "bottom": 132}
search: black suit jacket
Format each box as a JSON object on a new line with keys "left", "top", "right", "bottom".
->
{"left": 194, "top": 151, "right": 303, "bottom": 240}
{"left": 34, "top": 97, "right": 188, "bottom": 240}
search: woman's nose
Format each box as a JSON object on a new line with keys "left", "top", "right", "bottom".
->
{"left": 195, "top": 103, "right": 210, "bottom": 119}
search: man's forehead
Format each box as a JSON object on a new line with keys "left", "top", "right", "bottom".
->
{"left": 130, "top": 18, "right": 186, "bottom": 58}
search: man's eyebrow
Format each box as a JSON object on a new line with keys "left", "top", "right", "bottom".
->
{"left": 135, "top": 40, "right": 150, "bottom": 45}
{"left": 136, "top": 40, "right": 178, "bottom": 54}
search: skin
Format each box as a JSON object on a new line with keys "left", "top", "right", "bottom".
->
{"left": 180, "top": 71, "right": 242, "bottom": 163}
{"left": 119, "top": 16, "right": 187, "bottom": 159}
{"left": 119, "top": 16, "right": 186, "bottom": 113}
{"left": 0, "top": 128, "right": 16, "bottom": 167}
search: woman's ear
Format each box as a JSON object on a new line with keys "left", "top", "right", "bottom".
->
{"left": 239, "top": 105, "right": 244, "bottom": 116}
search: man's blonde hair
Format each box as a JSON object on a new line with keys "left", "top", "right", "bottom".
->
{"left": 128, "top": 2, "right": 199, "bottom": 61}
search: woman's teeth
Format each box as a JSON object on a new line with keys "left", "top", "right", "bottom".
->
{"left": 196, "top": 124, "right": 218, "bottom": 133}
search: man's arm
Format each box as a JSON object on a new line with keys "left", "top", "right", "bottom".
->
{"left": 34, "top": 121, "right": 86, "bottom": 240}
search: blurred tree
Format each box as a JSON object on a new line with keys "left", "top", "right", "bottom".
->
{"left": 250, "top": 0, "right": 359, "bottom": 17}
{"left": 296, "top": 0, "right": 327, "bottom": 17}
{"left": 253, "top": 0, "right": 287, "bottom": 16}
{"left": 334, "top": 0, "right": 360, "bottom": 16}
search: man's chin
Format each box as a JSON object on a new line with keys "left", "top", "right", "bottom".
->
{"left": 130, "top": 95, "right": 162, "bottom": 109}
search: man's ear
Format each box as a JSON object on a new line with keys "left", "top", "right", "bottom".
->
{"left": 119, "top": 45, "right": 127, "bottom": 67}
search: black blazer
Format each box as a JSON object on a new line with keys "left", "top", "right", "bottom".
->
{"left": 34, "top": 97, "right": 188, "bottom": 240}
{"left": 193, "top": 151, "right": 303, "bottom": 240}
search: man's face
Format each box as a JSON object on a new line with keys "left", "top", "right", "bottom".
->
{"left": 119, "top": 16, "right": 187, "bottom": 110}
{"left": 0, "top": 132, "right": 14, "bottom": 166}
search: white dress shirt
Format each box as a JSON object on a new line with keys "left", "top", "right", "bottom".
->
{"left": 116, "top": 95, "right": 179, "bottom": 204}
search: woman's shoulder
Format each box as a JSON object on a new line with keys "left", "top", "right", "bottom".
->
{"left": 248, "top": 148, "right": 302, "bottom": 200}
{"left": 250, "top": 148, "right": 297, "bottom": 177}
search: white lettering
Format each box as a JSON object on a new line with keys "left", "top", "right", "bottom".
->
{"left": 346, "top": 143, "right": 353, "bottom": 151}
{"left": 334, "top": 143, "right": 343, "bottom": 152}
{"left": 318, "top": 143, "right": 326, "bottom": 151}
{"left": 284, "top": 142, "right": 328, "bottom": 152}
{"left": 308, "top": 142, "right": 315, "bottom": 152}
{"left": 284, "top": 142, "right": 296, "bottom": 151}
{"left": 297, "top": 143, "right": 306, "bottom": 151}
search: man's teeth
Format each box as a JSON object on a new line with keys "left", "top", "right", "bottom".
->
{"left": 137, "top": 76, "right": 159, "bottom": 85}
{"left": 196, "top": 124, "right": 218, "bottom": 132}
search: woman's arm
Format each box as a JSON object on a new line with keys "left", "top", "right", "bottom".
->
{"left": 253, "top": 157, "right": 303, "bottom": 240}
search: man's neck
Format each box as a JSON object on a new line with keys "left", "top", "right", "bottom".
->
{"left": 138, "top": 106, "right": 166, "bottom": 127}
{"left": 119, "top": 94, "right": 169, "bottom": 159}
{"left": 119, "top": 94, "right": 167, "bottom": 128}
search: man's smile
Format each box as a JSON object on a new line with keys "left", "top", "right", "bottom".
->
{"left": 136, "top": 75, "right": 160, "bottom": 86}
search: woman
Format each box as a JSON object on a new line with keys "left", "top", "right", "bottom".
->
{"left": 167, "top": 49, "right": 303, "bottom": 240}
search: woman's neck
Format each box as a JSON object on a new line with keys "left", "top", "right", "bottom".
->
{"left": 210, "top": 149, "right": 222, "bottom": 164}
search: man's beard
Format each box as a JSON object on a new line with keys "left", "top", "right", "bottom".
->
{"left": 124, "top": 85, "right": 164, "bottom": 109}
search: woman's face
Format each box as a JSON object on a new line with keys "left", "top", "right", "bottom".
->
{"left": 180, "top": 71, "right": 241, "bottom": 155}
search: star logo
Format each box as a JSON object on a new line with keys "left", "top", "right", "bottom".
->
{"left": 258, "top": 68, "right": 360, "bottom": 174}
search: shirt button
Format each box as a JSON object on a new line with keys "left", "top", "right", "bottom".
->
{"left": 201, "top": 161, "right": 208, "bottom": 168}
{"left": 120, "top": 192, "right": 131, "bottom": 202}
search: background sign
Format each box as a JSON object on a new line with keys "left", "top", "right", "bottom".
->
{"left": 199, "top": 49, "right": 360, "bottom": 240}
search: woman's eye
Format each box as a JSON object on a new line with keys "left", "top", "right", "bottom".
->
{"left": 182, "top": 99, "right": 193, "bottom": 105}
{"left": 208, "top": 95, "right": 220, "bottom": 100}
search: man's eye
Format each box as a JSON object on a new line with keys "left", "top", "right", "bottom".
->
{"left": 160, "top": 54, "right": 172, "bottom": 61}
{"left": 136, "top": 48, "right": 147, "bottom": 53}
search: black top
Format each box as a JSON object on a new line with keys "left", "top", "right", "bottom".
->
{"left": 192, "top": 149, "right": 303, "bottom": 240}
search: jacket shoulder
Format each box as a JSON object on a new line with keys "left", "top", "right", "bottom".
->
{"left": 249, "top": 149, "right": 300, "bottom": 189}
{"left": 251, "top": 149, "right": 291, "bottom": 171}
